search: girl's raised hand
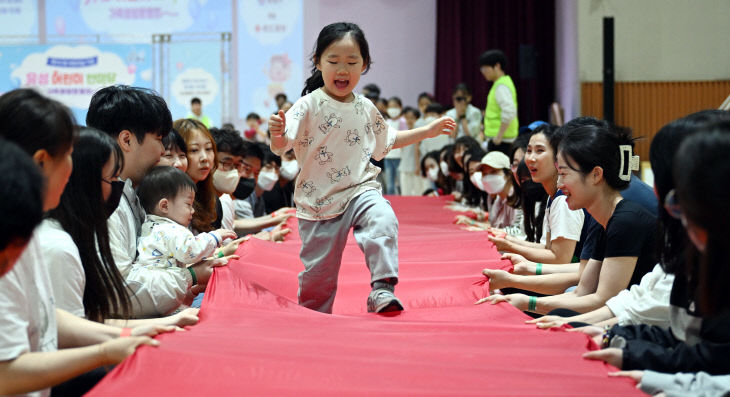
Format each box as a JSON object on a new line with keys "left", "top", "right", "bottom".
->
{"left": 426, "top": 116, "right": 457, "bottom": 138}
{"left": 269, "top": 110, "right": 286, "bottom": 137}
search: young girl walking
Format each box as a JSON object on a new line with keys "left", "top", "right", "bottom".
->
{"left": 269, "top": 22, "right": 455, "bottom": 313}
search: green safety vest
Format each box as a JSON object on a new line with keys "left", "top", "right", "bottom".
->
{"left": 483, "top": 75, "right": 518, "bottom": 139}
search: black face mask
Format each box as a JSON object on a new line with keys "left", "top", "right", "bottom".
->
{"left": 522, "top": 181, "right": 547, "bottom": 202}
{"left": 233, "top": 178, "right": 256, "bottom": 200}
{"left": 106, "top": 180, "right": 125, "bottom": 219}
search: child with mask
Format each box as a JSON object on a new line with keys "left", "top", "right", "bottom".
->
{"left": 136, "top": 166, "right": 237, "bottom": 315}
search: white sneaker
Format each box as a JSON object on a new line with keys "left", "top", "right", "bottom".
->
{"left": 367, "top": 288, "right": 404, "bottom": 313}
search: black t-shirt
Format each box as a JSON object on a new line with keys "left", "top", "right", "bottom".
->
{"left": 590, "top": 199, "right": 657, "bottom": 287}
{"left": 212, "top": 195, "right": 223, "bottom": 229}
{"left": 263, "top": 180, "right": 295, "bottom": 214}
{"left": 581, "top": 177, "right": 658, "bottom": 260}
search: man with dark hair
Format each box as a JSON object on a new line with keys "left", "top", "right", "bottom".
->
{"left": 209, "top": 127, "right": 244, "bottom": 230}
{"left": 0, "top": 138, "right": 43, "bottom": 276}
{"left": 479, "top": 49, "right": 519, "bottom": 155}
{"left": 187, "top": 96, "right": 212, "bottom": 128}
{"left": 87, "top": 85, "right": 218, "bottom": 317}
{"left": 232, "top": 141, "right": 292, "bottom": 236}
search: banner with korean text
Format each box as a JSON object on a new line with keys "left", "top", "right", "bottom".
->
{"left": 0, "top": 44, "right": 153, "bottom": 122}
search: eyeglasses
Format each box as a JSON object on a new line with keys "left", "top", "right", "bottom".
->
{"left": 664, "top": 189, "right": 682, "bottom": 219}
{"left": 454, "top": 96, "right": 466, "bottom": 102}
{"left": 219, "top": 159, "right": 244, "bottom": 172}
{"left": 241, "top": 160, "right": 260, "bottom": 176}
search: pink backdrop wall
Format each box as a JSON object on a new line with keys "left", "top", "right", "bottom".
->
{"left": 302, "top": 0, "right": 437, "bottom": 108}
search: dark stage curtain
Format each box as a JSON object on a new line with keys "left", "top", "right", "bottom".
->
{"left": 435, "top": 0, "right": 555, "bottom": 125}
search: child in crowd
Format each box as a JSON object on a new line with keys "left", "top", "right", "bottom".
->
{"left": 136, "top": 166, "right": 237, "bottom": 314}
{"left": 399, "top": 106, "right": 428, "bottom": 196}
{"left": 244, "top": 112, "right": 266, "bottom": 142}
{"left": 269, "top": 22, "right": 455, "bottom": 313}
{"left": 419, "top": 102, "right": 453, "bottom": 155}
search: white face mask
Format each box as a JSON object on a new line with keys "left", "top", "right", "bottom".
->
{"left": 257, "top": 170, "right": 278, "bottom": 191}
{"left": 470, "top": 171, "right": 485, "bottom": 191}
{"left": 212, "top": 168, "right": 240, "bottom": 194}
{"left": 482, "top": 173, "right": 507, "bottom": 194}
{"left": 386, "top": 107, "right": 401, "bottom": 119}
{"left": 279, "top": 159, "right": 299, "bottom": 181}
{"left": 427, "top": 167, "right": 439, "bottom": 182}
{"left": 440, "top": 161, "right": 449, "bottom": 176}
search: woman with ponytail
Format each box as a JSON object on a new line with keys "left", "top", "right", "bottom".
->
{"left": 585, "top": 114, "right": 730, "bottom": 378}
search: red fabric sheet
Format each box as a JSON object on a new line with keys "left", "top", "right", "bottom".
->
{"left": 88, "top": 195, "right": 643, "bottom": 396}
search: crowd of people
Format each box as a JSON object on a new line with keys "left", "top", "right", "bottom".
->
{"left": 1, "top": 20, "right": 729, "bottom": 397}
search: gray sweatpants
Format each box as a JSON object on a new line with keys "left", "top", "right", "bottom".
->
{"left": 297, "top": 190, "right": 399, "bottom": 313}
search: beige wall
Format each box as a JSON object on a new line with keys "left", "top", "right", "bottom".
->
{"left": 578, "top": 0, "right": 730, "bottom": 82}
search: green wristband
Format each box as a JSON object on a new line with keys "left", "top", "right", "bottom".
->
{"left": 528, "top": 296, "right": 537, "bottom": 312}
{"left": 535, "top": 262, "right": 543, "bottom": 275}
{"left": 188, "top": 267, "right": 197, "bottom": 286}
{"left": 217, "top": 251, "right": 225, "bottom": 258}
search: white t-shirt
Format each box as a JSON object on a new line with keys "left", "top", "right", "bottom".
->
{"left": 273, "top": 88, "right": 398, "bottom": 220}
{"left": 38, "top": 219, "right": 86, "bottom": 318}
{"left": 419, "top": 116, "right": 453, "bottom": 155}
{"left": 384, "top": 117, "right": 405, "bottom": 159}
{"left": 540, "top": 194, "right": 584, "bottom": 245}
{"left": 0, "top": 228, "right": 58, "bottom": 397}
{"left": 219, "top": 194, "right": 235, "bottom": 231}
{"left": 445, "top": 104, "right": 483, "bottom": 140}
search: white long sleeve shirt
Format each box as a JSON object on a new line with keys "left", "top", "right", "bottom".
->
{"left": 107, "top": 179, "right": 194, "bottom": 317}
{"left": 605, "top": 263, "right": 674, "bottom": 328}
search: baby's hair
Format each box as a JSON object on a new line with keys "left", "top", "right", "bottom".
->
{"left": 162, "top": 128, "right": 187, "bottom": 153}
{"left": 138, "top": 166, "right": 197, "bottom": 214}
{"left": 302, "top": 22, "right": 371, "bottom": 96}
